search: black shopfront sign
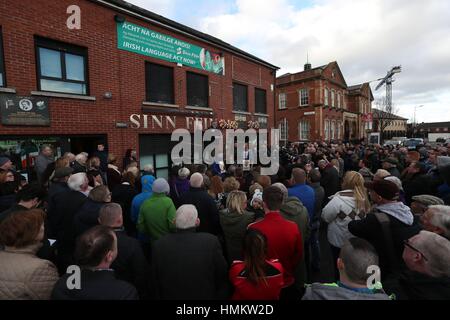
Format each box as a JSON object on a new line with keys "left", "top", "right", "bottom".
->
{"left": 0, "top": 95, "right": 50, "bottom": 126}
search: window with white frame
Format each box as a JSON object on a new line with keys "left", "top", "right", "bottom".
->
{"left": 279, "top": 93, "right": 287, "bottom": 109}
{"left": 299, "top": 88, "right": 309, "bottom": 106}
{"left": 337, "top": 123, "right": 341, "bottom": 139}
{"left": 337, "top": 93, "right": 341, "bottom": 109}
{"left": 324, "top": 88, "right": 329, "bottom": 106}
{"left": 279, "top": 118, "right": 288, "bottom": 141}
{"left": 331, "top": 121, "right": 336, "bottom": 140}
{"left": 324, "top": 119, "right": 330, "bottom": 140}
{"left": 298, "top": 120, "right": 310, "bottom": 141}
{"left": 331, "top": 90, "right": 335, "bottom": 107}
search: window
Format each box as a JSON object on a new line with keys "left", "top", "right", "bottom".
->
{"left": 279, "top": 93, "right": 287, "bottom": 109}
{"left": 324, "top": 119, "right": 330, "bottom": 140}
{"left": 186, "top": 72, "right": 208, "bottom": 108}
{"left": 146, "top": 62, "right": 174, "bottom": 104}
{"left": 299, "top": 88, "right": 309, "bottom": 106}
{"left": 233, "top": 83, "right": 248, "bottom": 112}
{"left": 279, "top": 118, "right": 288, "bottom": 141}
{"left": 255, "top": 88, "right": 267, "bottom": 114}
{"left": 337, "top": 93, "right": 341, "bottom": 109}
{"left": 331, "top": 121, "right": 336, "bottom": 140}
{"left": 35, "top": 37, "right": 88, "bottom": 95}
{"left": 324, "top": 88, "right": 329, "bottom": 106}
{"left": 298, "top": 120, "right": 310, "bottom": 141}
{"left": 331, "top": 90, "right": 335, "bottom": 107}
{"left": 337, "top": 123, "right": 341, "bottom": 139}
{"left": 0, "top": 27, "right": 5, "bottom": 87}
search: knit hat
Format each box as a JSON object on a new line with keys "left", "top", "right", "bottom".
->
{"left": 251, "top": 189, "right": 263, "bottom": 206}
{"left": 412, "top": 195, "right": 444, "bottom": 206}
{"left": 0, "top": 156, "right": 11, "bottom": 167}
{"left": 152, "top": 178, "right": 170, "bottom": 194}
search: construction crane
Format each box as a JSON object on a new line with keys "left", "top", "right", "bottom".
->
{"left": 375, "top": 66, "right": 402, "bottom": 114}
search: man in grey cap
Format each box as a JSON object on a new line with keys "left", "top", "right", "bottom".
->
{"left": 411, "top": 195, "right": 444, "bottom": 219}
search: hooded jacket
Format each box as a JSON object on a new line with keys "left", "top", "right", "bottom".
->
{"left": 131, "top": 175, "right": 156, "bottom": 224}
{"left": 348, "top": 202, "right": 421, "bottom": 279}
{"left": 219, "top": 209, "right": 255, "bottom": 263}
{"left": 302, "top": 283, "right": 391, "bottom": 300}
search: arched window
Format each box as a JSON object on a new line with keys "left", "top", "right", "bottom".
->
{"left": 324, "top": 88, "right": 329, "bottom": 106}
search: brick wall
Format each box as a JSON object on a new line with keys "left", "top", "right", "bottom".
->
{"left": 0, "top": 0, "right": 275, "bottom": 167}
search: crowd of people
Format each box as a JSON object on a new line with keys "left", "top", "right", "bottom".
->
{"left": 0, "top": 139, "right": 450, "bottom": 300}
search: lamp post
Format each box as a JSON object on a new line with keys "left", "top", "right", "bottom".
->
{"left": 413, "top": 105, "right": 424, "bottom": 137}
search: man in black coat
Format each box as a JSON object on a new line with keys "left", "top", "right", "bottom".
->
{"left": 308, "top": 169, "right": 325, "bottom": 272}
{"left": 151, "top": 204, "right": 229, "bottom": 300}
{"left": 318, "top": 160, "right": 339, "bottom": 202}
{"left": 384, "top": 231, "right": 450, "bottom": 300}
{"left": 47, "top": 167, "right": 73, "bottom": 238}
{"left": 348, "top": 180, "right": 421, "bottom": 280}
{"left": 402, "top": 162, "right": 436, "bottom": 206}
{"left": 52, "top": 225, "right": 138, "bottom": 300}
{"left": 99, "top": 203, "right": 151, "bottom": 299}
{"left": 51, "top": 173, "right": 89, "bottom": 274}
{"left": 179, "top": 173, "right": 221, "bottom": 235}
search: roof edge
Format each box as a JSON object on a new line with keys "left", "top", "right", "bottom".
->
{"left": 91, "top": 0, "right": 279, "bottom": 70}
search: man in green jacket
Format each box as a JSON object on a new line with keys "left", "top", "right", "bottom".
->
{"left": 138, "top": 178, "right": 176, "bottom": 243}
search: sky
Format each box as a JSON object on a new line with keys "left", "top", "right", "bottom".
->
{"left": 127, "top": 0, "right": 450, "bottom": 123}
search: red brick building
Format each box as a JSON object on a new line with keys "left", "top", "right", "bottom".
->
{"left": 275, "top": 61, "right": 373, "bottom": 144}
{"left": 0, "top": 0, "right": 277, "bottom": 180}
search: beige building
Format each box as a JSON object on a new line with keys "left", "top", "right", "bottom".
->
{"left": 372, "top": 109, "right": 408, "bottom": 140}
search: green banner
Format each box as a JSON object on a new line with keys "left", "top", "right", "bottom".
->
{"left": 117, "top": 21, "right": 224, "bottom": 75}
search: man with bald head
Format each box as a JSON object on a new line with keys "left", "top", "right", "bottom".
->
{"left": 288, "top": 168, "right": 315, "bottom": 221}
{"left": 179, "top": 173, "right": 221, "bottom": 235}
{"left": 99, "top": 203, "right": 150, "bottom": 299}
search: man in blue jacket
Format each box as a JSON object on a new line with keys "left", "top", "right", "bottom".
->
{"left": 288, "top": 168, "right": 315, "bottom": 221}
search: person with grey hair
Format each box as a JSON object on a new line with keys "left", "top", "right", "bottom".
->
{"left": 303, "top": 238, "right": 391, "bottom": 300}
{"left": 151, "top": 204, "right": 228, "bottom": 299}
{"left": 420, "top": 205, "right": 450, "bottom": 240}
{"left": 72, "top": 153, "right": 88, "bottom": 174}
{"left": 142, "top": 164, "right": 154, "bottom": 176}
{"left": 273, "top": 182, "right": 309, "bottom": 293}
{"left": 138, "top": 178, "right": 176, "bottom": 243}
{"left": 384, "top": 231, "right": 450, "bottom": 300}
{"left": 180, "top": 173, "right": 221, "bottom": 235}
{"left": 35, "top": 145, "right": 54, "bottom": 186}
{"left": 98, "top": 203, "right": 151, "bottom": 299}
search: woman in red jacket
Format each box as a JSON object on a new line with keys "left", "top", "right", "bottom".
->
{"left": 229, "top": 229, "right": 284, "bottom": 300}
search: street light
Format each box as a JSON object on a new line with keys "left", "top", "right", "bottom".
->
{"left": 413, "top": 105, "right": 424, "bottom": 137}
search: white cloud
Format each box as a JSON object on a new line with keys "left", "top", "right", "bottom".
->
{"left": 197, "top": 0, "right": 450, "bottom": 123}
{"left": 126, "top": 0, "right": 450, "bottom": 123}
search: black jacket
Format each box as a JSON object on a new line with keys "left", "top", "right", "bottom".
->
{"left": 52, "top": 269, "right": 138, "bottom": 300}
{"left": 179, "top": 187, "right": 222, "bottom": 235}
{"left": 320, "top": 165, "right": 340, "bottom": 201}
{"left": 112, "top": 229, "right": 151, "bottom": 299}
{"left": 403, "top": 173, "right": 435, "bottom": 206}
{"left": 74, "top": 198, "right": 105, "bottom": 238}
{"left": 348, "top": 210, "right": 421, "bottom": 279}
{"left": 47, "top": 181, "right": 70, "bottom": 238}
{"left": 52, "top": 190, "right": 87, "bottom": 256}
{"left": 384, "top": 270, "right": 450, "bottom": 300}
{"left": 151, "top": 229, "right": 229, "bottom": 300}
{"left": 112, "top": 183, "right": 139, "bottom": 236}
{"left": 309, "top": 182, "right": 325, "bottom": 225}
